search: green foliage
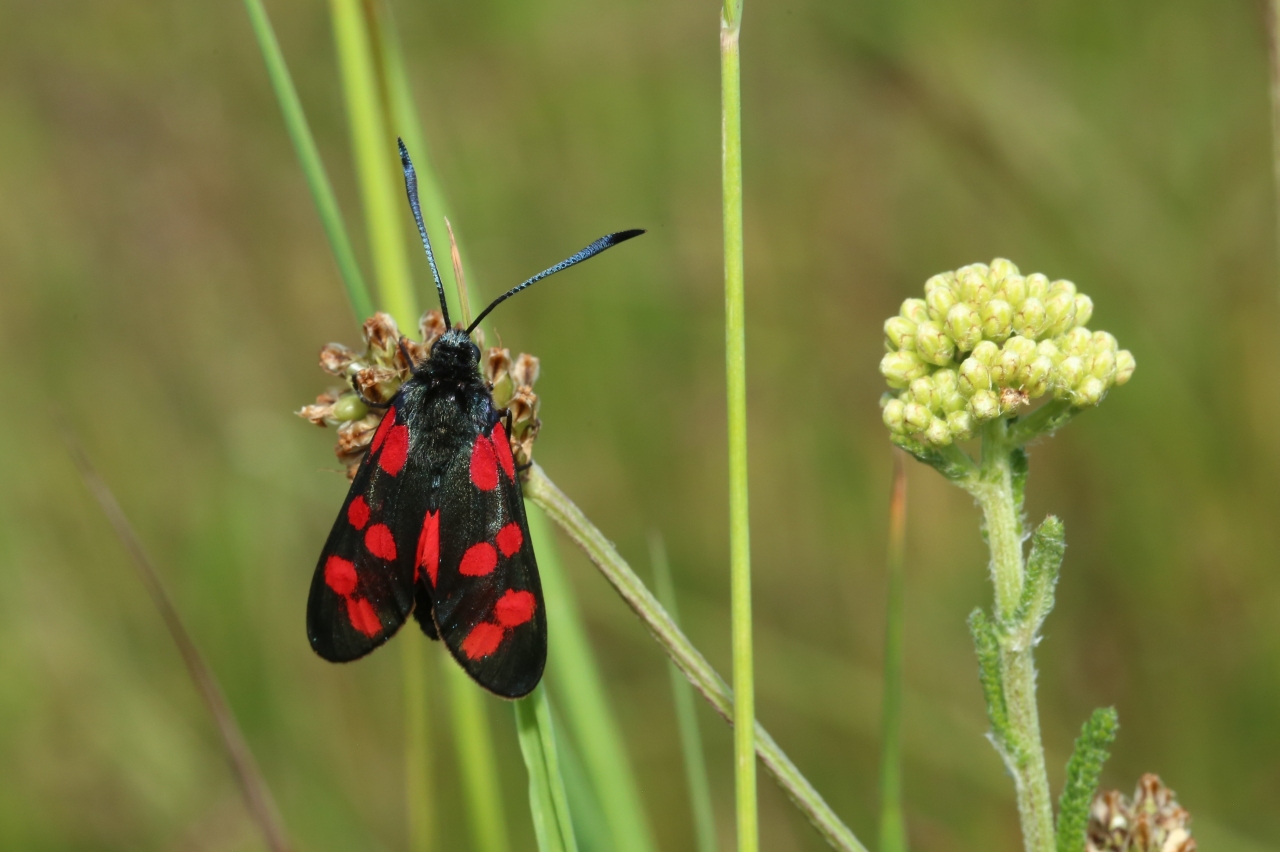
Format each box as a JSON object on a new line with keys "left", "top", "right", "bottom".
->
{"left": 1011, "top": 516, "right": 1065, "bottom": 634}
{"left": 1056, "top": 708, "right": 1120, "bottom": 852}
{"left": 515, "top": 685, "right": 579, "bottom": 852}
{"left": 967, "top": 608, "right": 1013, "bottom": 756}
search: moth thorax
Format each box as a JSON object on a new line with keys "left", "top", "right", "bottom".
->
{"left": 423, "top": 328, "right": 482, "bottom": 381}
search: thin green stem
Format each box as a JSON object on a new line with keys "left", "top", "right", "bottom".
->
{"left": 878, "top": 454, "right": 908, "bottom": 852}
{"left": 525, "top": 465, "right": 869, "bottom": 852}
{"left": 447, "top": 663, "right": 512, "bottom": 852}
{"left": 529, "top": 506, "right": 655, "bottom": 852}
{"left": 243, "top": 0, "right": 373, "bottom": 321}
{"left": 973, "top": 421, "right": 1054, "bottom": 852}
{"left": 720, "top": 6, "right": 756, "bottom": 851}
{"left": 515, "top": 684, "right": 579, "bottom": 852}
{"left": 650, "top": 534, "right": 720, "bottom": 852}
{"left": 1267, "top": 0, "right": 1280, "bottom": 292}
{"left": 402, "top": 632, "right": 433, "bottom": 852}
{"left": 330, "top": 0, "right": 416, "bottom": 328}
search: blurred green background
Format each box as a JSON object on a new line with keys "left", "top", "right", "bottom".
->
{"left": 2, "top": 0, "right": 1278, "bottom": 849}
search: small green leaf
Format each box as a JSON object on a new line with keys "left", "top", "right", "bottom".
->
{"left": 1011, "top": 516, "right": 1065, "bottom": 633}
{"left": 516, "top": 684, "right": 579, "bottom": 852}
{"left": 1056, "top": 707, "right": 1119, "bottom": 852}
{"left": 1010, "top": 446, "right": 1029, "bottom": 512}
{"left": 968, "top": 609, "right": 1012, "bottom": 749}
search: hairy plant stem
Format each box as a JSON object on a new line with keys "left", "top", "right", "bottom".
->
{"left": 525, "top": 465, "right": 869, "bottom": 852}
{"left": 970, "top": 419, "right": 1054, "bottom": 852}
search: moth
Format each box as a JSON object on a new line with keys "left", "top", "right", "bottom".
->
{"left": 307, "top": 140, "right": 642, "bottom": 698}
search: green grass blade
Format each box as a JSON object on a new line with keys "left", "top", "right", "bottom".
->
{"left": 720, "top": 2, "right": 756, "bottom": 849}
{"left": 242, "top": 0, "right": 373, "bottom": 321}
{"left": 650, "top": 534, "right": 719, "bottom": 852}
{"left": 516, "top": 684, "right": 580, "bottom": 852}
{"left": 878, "top": 454, "right": 908, "bottom": 852}
{"left": 527, "top": 505, "right": 656, "bottom": 852}
{"left": 361, "top": 0, "right": 465, "bottom": 323}
{"left": 403, "top": 632, "right": 434, "bottom": 852}
{"left": 329, "top": 0, "right": 416, "bottom": 328}
{"left": 447, "top": 664, "right": 512, "bottom": 852}
{"left": 553, "top": 708, "right": 613, "bottom": 852}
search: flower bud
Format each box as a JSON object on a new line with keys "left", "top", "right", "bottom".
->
{"left": 997, "top": 274, "right": 1027, "bottom": 307}
{"left": 880, "top": 350, "right": 929, "bottom": 388}
{"left": 969, "top": 389, "right": 1001, "bottom": 421}
{"left": 999, "top": 386, "right": 1030, "bottom": 413}
{"left": 980, "top": 299, "right": 1013, "bottom": 341}
{"left": 1114, "top": 349, "right": 1136, "bottom": 385}
{"left": 884, "top": 316, "right": 918, "bottom": 351}
{"left": 1089, "top": 348, "right": 1116, "bottom": 383}
{"left": 970, "top": 340, "right": 1000, "bottom": 366}
{"left": 319, "top": 343, "right": 358, "bottom": 376}
{"left": 990, "top": 346, "right": 1022, "bottom": 387}
{"left": 1043, "top": 290, "right": 1077, "bottom": 337}
{"left": 900, "top": 298, "right": 929, "bottom": 324}
{"left": 512, "top": 353, "right": 541, "bottom": 388}
{"left": 923, "top": 273, "right": 956, "bottom": 296}
{"left": 1047, "top": 279, "right": 1077, "bottom": 300}
{"left": 333, "top": 394, "right": 369, "bottom": 422}
{"left": 1035, "top": 339, "right": 1060, "bottom": 361}
{"left": 946, "top": 410, "right": 975, "bottom": 441}
{"left": 1004, "top": 335, "right": 1036, "bottom": 359}
{"left": 1025, "top": 273, "right": 1049, "bottom": 301}
{"left": 1022, "top": 356, "right": 1054, "bottom": 398}
{"left": 1060, "top": 327, "right": 1092, "bottom": 357}
{"left": 903, "top": 402, "right": 932, "bottom": 432}
{"left": 924, "top": 417, "right": 953, "bottom": 446}
{"left": 882, "top": 399, "right": 907, "bottom": 433}
{"left": 909, "top": 377, "right": 940, "bottom": 412}
{"left": 1073, "top": 375, "right": 1106, "bottom": 407}
{"left": 925, "top": 286, "right": 958, "bottom": 322}
{"left": 1053, "top": 356, "right": 1085, "bottom": 392}
{"left": 946, "top": 303, "right": 983, "bottom": 352}
{"left": 989, "top": 257, "right": 1020, "bottom": 282}
{"left": 1091, "top": 330, "right": 1118, "bottom": 354}
{"left": 958, "top": 357, "right": 992, "bottom": 396}
{"left": 915, "top": 321, "right": 956, "bottom": 366}
{"left": 1012, "top": 297, "right": 1047, "bottom": 339}
{"left": 1072, "top": 294, "right": 1093, "bottom": 328}
{"left": 932, "top": 368, "right": 959, "bottom": 398}
{"left": 958, "top": 267, "right": 993, "bottom": 304}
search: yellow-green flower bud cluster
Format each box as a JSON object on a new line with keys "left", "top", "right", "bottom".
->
{"left": 879, "top": 260, "right": 1134, "bottom": 446}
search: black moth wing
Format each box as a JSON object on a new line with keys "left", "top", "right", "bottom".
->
{"left": 307, "top": 396, "right": 430, "bottom": 661}
{"left": 433, "top": 417, "right": 547, "bottom": 698}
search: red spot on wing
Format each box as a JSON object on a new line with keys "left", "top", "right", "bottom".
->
{"left": 459, "top": 542, "right": 498, "bottom": 576}
{"left": 494, "top": 589, "right": 537, "bottom": 628}
{"left": 371, "top": 407, "right": 396, "bottom": 452}
{"left": 416, "top": 510, "right": 439, "bottom": 586}
{"left": 492, "top": 422, "right": 516, "bottom": 480}
{"left": 345, "top": 597, "right": 382, "bottom": 637}
{"left": 379, "top": 425, "right": 410, "bottom": 476}
{"left": 461, "top": 622, "right": 505, "bottom": 660}
{"left": 469, "top": 434, "right": 498, "bottom": 491}
{"left": 347, "top": 496, "right": 370, "bottom": 530}
{"left": 364, "top": 523, "right": 397, "bottom": 560}
{"left": 496, "top": 523, "right": 523, "bottom": 558}
{"left": 324, "top": 555, "right": 358, "bottom": 596}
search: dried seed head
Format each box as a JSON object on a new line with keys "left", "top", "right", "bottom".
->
{"left": 1087, "top": 774, "right": 1195, "bottom": 852}
{"left": 298, "top": 392, "right": 339, "bottom": 426}
{"left": 363, "top": 312, "right": 402, "bottom": 360}
{"left": 420, "top": 309, "right": 447, "bottom": 347}
{"left": 512, "top": 353, "right": 541, "bottom": 389}
{"left": 354, "top": 366, "right": 401, "bottom": 406}
{"left": 319, "top": 343, "right": 358, "bottom": 376}
{"left": 485, "top": 347, "right": 513, "bottom": 387}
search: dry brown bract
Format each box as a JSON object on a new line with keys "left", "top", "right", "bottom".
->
{"left": 1087, "top": 774, "right": 1195, "bottom": 852}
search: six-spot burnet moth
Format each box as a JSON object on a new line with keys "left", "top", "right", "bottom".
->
{"left": 306, "top": 139, "right": 643, "bottom": 698}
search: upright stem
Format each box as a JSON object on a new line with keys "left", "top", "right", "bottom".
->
{"left": 878, "top": 454, "right": 908, "bottom": 852}
{"left": 1266, "top": 0, "right": 1280, "bottom": 291}
{"left": 972, "top": 421, "right": 1054, "bottom": 852}
{"left": 720, "top": 2, "right": 756, "bottom": 850}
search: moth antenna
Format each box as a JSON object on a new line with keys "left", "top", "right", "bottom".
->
{"left": 466, "top": 229, "right": 645, "bottom": 334}
{"left": 398, "top": 139, "right": 451, "bottom": 328}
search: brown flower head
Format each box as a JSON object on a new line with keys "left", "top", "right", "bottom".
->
{"left": 1087, "top": 775, "right": 1195, "bottom": 852}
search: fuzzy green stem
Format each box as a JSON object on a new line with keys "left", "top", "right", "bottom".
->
{"left": 878, "top": 453, "right": 908, "bottom": 852}
{"left": 720, "top": 6, "right": 756, "bottom": 851}
{"left": 446, "top": 663, "right": 512, "bottom": 852}
{"left": 402, "top": 632, "right": 433, "bottom": 852}
{"left": 330, "top": 0, "right": 416, "bottom": 328}
{"left": 971, "top": 420, "right": 1054, "bottom": 852}
{"left": 243, "top": 0, "right": 373, "bottom": 321}
{"left": 650, "top": 534, "right": 720, "bottom": 852}
{"left": 525, "top": 465, "right": 869, "bottom": 852}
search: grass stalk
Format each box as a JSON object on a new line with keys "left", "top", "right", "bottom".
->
{"left": 528, "top": 505, "right": 656, "bottom": 852}
{"left": 68, "top": 438, "right": 293, "bottom": 852}
{"left": 1267, "top": 0, "right": 1280, "bottom": 290}
{"left": 515, "top": 684, "right": 580, "bottom": 852}
{"left": 649, "top": 534, "right": 719, "bottom": 852}
{"left": 329, "top": 0, "right": 416, "bottom": 327}
{"left": 878, "top": 454, "right": 908, "bottom": 852}
{"left": 525, "top": 465, "right": 869, "bottom": 852}
{"left": 402, "top": 632, "right": 434, "bottom": 852}
{"left": 446, "top": 662, "right": 513, "bottom": 852}
{"left": 242, "top": 0, "right": 373, "bottom": 320}
{"left": 719, "top": 1, "right": 756, "bottom": 849}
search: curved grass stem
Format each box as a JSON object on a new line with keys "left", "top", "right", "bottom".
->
{"left": 525, "top": 465, "right": 869, "bottom": 852}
